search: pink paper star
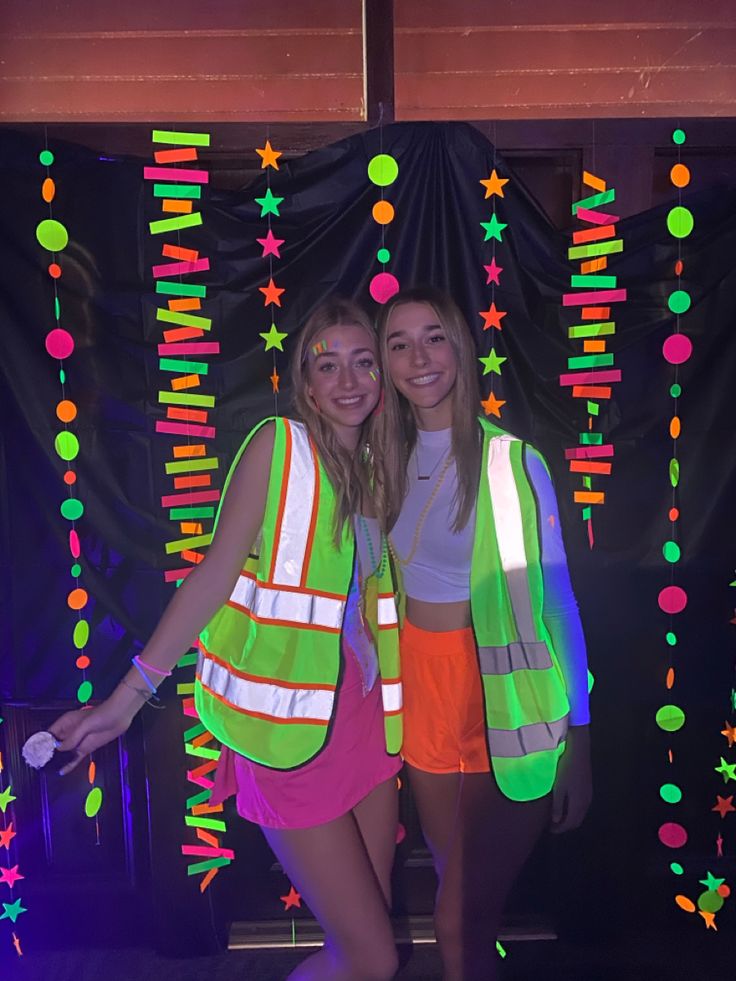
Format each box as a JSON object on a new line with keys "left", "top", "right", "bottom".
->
{"left": 280, "top": 885, "right": 301, "bottom": 911}
{"left": 483, "top": 257, "right": 503, "bottom": 285}
{"left": 0, "top": 866, "right": 23, "bottom": 888}
{"left": 256, "top": 229, "right": 285, "bottom": 259}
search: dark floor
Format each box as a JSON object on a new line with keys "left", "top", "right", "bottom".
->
{"left": 1, "top": 934, "right": 733, "bottom": 981}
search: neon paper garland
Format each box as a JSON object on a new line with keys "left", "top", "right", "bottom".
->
{"left": 560, "top": 172, "right": 624, "bottom": 547}
{"left": 145, "top": 129, "right": 233, "bottom": 892}
{"left": 478, "top": 164, "right": 510, "bottom": 420}
{"left": 0, "top": 720, "right": 24, "bottom": 953}
{"left": 367, "top": 149, "right": 400, "bottom": 306}
{"left": 255, "top": 140, "right": 287, "bottom": 392}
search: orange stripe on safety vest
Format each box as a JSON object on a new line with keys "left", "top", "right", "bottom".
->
{"left": 199, "top": 642, "right": 338, "bottom": 692}
{"left": 269, "top": 419, "right": 293, "bottom": 583}
{"left": 197, "top": 675, "right": 330, "bottom": 727}
{"left": 300, "top": 434, "right": 321, "bottom": 588}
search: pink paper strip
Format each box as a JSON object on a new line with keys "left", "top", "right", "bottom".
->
{"left": 186, "top": 770, "right": 215, "bottom": 786}
{"left": 143, "top": 166, "right": 209, "bottom": 184}
{"left": 156, "top": 421, "right": 216, "bottom": 438}
{"left": 152, "top": 258, "right": 211, "bottom": 278}
{"left": 181, "top": 845, "right": 235, "bottom": 859}
{"left": 564, "top": 444, "right": 615, "bottom": 460}
{"left": 559, "top": 369, "right": 622, "bottom": 386}
{"left": 157, "top": 342, "right": 220, "bottom": 356}
{"left": 161, "top": 489, "right": 221, "bottom": 507}
{"left": 563, "top": 289, "right": 627, "bottom": 306}
{"left": 575, "top": 207, "right": 621, "bottom": 225}
{"left": 164, "top": 567, "right": 195, "bottom": 582}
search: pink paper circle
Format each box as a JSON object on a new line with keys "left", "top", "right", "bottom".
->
{"left": 663, "top": 334, "right": 692, "bottom": 365}
{"left": 658, "top": 585, "right": 688, "bottom": 615}
{"left": 369, "top": 272, "right": 400, "bottom": 305}
{"left": 69, "top": 529, "right": 81, "bottom": 559}
{"left": 658, "top": 822, "right": 688, "bottom": 848}
{"left": 45, "top": 328, "right": 74, "bottom": 360}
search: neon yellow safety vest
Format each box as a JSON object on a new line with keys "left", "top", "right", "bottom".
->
{"left": 471, "top": 417, "right": 571, "bottom": 802}
{"left": 194, "top": 417, "right": 403, "bottom": 769}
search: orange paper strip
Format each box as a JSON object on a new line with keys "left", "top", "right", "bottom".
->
{"left": 199, "top": 867, "right": 219, "bottom": 892}
{"left": 173, "top": 444, "right": 207, "bottom": 458}
{"left": 569, "top": 460, "right": 612, "bottom": 475}
{"left": 580, "top": 257, "right": 608, "bottom": 273}
{"left": 581, "top": 307, "right": 610, "bottom": 320}
{"left": 155, "top": 148, "right": 199, "bottom": 164}
{"left": 572, "top": 224, "right": 615, "bottom": 244}
{"left": 181, "top": 549, "right": 206, "bottom": 564}
{"left": 192, "top": 803, "right": 224, "bottom": 816}
{"left": 163, "top": 199, "right": 194, "bottom": 214}
{"left": 582, "top": 171, "right": 607, "bottom": 192}
{"left": 573, "top": 490, "right": 605, "bottom": 504}
{"left": 175, "top": 474, "right": 212, "bottom": 489}
{"left": 192, "top": 731, "right": 213, "bottom": 748}
{"left": 167, "top": 406, "right": 209, "bottom": 424}
{"left": 180, "top": 522, "right": 204, "bottom": 535}
{"left": 163, "top": 326, "right": 206, "bottom": 342}
{"left": 162, "top": 243, "right": 199, "bottom": 261}
{"left": 571, "top": 385, "right": 612, "bottom": 399}
{"left": 583, "top": 340, "right": 607, "bottom": 353}
{"left": 196, "top": 827, "right": 221, "bottom": 847}
{"left": 168, "top": 298, "right": 202, "bottom": 312}
{"left": 171, "top": 375, "right": 201, "bottom": 391}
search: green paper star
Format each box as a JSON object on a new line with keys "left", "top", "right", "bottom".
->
{"left": 480, "top": 213, "right": 507, "bottom": 243}
{"left": 0, "top": 787, "right": 16, "bottom": 813}
{"left": 255, "top": 188, "right": 284, "bottom": 218}
{"left": 699, "top": 871, "right": 725, "bottom": 891}
{"left": 479, "top": 349, "right": 507, "bottom": 376}
{"left": 715, "top": 757, "right": 736, "bottom": 783}
{"left": 260, "top": 323, "right": 288, "bottom": 352}
{"left": 0, "top": 898, "right": 26, "bottom": 924}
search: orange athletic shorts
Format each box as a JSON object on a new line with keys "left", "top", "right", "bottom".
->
{"left": 400, "top": 618, "right": 491, "bottom": 774}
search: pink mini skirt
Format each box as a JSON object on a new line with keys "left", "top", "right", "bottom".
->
{"left": 210, "top": 639, "right": 401, "bottom": 829}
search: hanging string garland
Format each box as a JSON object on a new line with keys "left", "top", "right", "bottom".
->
{"left": 0, "top": 719, "right": 24, "bottom": 954}
{"left": 478, "top": 165, "right": 509, "bottom": 420}
{"left": 255, "top": 140, "right": 287, "bottom": 398}
{"left": 367, "top": 149, "right": 400, "bottom": 305}
{"left": 145, "top": 129, "right": 233, "bottom": 893}
{"left": 560, "top": 171, "right": 624, "bottom": 548}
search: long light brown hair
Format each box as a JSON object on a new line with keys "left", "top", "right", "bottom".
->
{"left": 290, "top": 297, "right": 379, "bottom": 545}
{"left": 373, "top": 286, "right": 482, "bottom": 532}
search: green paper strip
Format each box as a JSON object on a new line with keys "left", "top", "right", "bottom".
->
{"left": 185, "top": 742, "right": 220, "bottom": 760}
{"left": 177, "top": 683, "right": 196, "bottom": 695}
{"left": 185, "top": 816, "right": 227, "bottom": 831}
{"left": 158, "top": 391, "right": 215, "bottom": 407}
{"left": 170, "top": 506, "right": 216, "bottom": 519}
{"left": 568, "top": 321, "right": 616, "bottom": 339}
{"left": 571, "top": 189, "right": 616, "bottom": 214}
{"left": 165, "top": 533, "right": 213, "bottom": 554}
{"left": 579, "top": 433, "right": 603, "bottom": 445}
{"left": 159, "top": 358, "right": 209, "bottom": 375}
{"left": 568, "top": 240, "right": 623, "bottom": 260}
{"left": 156, "top": 308, "right": 212, "bottom": 330}
{"left": 567, "top": 354, "right": 614, "bottom": 369}
{"left": 187, "top": 856, "right": 231, "bottom": 876}
{"left": 165, "top": 457, "right": 218, "bottom": 475}
{"left": 152, "top": 129, "right": 211, "bottom": 146}
{"left": 570, "top": 275, "right": 617, "bottom": 288}
{"left": 184, "top": 722, "right": 207, "bottom": 741}
{"left": 186, "top": 788, "right": 212, "bottom": 809}
{"left": 587, "top": 401, "right": 599, "bottom": 416}
{"left": 153, "top": 183, "right": 202, "bottom": 199}
{"left": 156, "top": 280, "right": 207, "bottom": 297}
{"left": 583, "top": 475, "right": 592, "bottom": 489}
{"left": 177, "top": 651, "right": 199, "bottom": 667}
{"left": 582, "top": 506, "right": 592, "bottom": 520}
{"left": 149, "top": 213, "right": 203, "bottom": 235}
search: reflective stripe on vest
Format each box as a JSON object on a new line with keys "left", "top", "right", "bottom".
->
{"left": 378, "top": 594, "right": 399, "bottom": 628}
{"left": 270, "top": 421, "right": 318, "bottom": 586}
{"left": 484, "top": 716, "right": 568, "bottom": 759}
{"left": 381, "top": 678, "right": 403, "bottom": 715}
{"left": 198, "top": 646, "right": 334, "bottom": 725}
{"left": 229, "top": 571, "right": 345, "bottom": 633}
{"left": 477, "top": 641, "right": 553, "bottom": 675}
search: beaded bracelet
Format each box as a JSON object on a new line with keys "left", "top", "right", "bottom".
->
{"left": 133, "top": 655, "right": 172, "bottom": 678}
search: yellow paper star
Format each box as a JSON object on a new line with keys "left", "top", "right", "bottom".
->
{"left": 481, "top": 391, "right": 506, "bottom": 418}
{"left": 480, "top": 169, "right": 509, "bottom": 199}
{"left": 256, "top": 140, "right": 282, "bottom": 170}
{"left": 260, "top": 323, "right": 287, "bottom": 352}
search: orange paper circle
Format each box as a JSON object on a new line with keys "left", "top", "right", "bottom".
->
{"left": 48, "top": 262, "right": 62, "bottom": 279}
{"left": 674, "top": 260, "right": 683, "bottom": 276}
{"left": 64, "top": 470, "right": 77, "bottom": 485}
{"left": 76, "top": 654, "right": 90, "bottom": 669}
{"left": 717, "top": 884, "right": 730, "bottom": 898}
{"left": 670, "top": 164, "right": 690, "bottom": 188}
{"left": 88, "top": 761, "right": 96, "bottom": 784}
{"left": 372, "top": 200, "right": 395, "bottom": 225}
{"left": 666, "top": 667, "right": 675, "bottom": 689}
{"left": 42, "top": 177, "right": 56, "bottom": 203}
{"left": 675, "top": 895, "right": 696, "bottom": 913}
{"left": 68, "top": 587, "right": 88, "bottom": 611}
{"left": 669, "top": 507, "right": 679, "bottom": 522}
{"left": 56, "top": 399, "right": 78, "bottom": 423}
{"left": 670, "top": 416, "right": 681, "bottom": 439}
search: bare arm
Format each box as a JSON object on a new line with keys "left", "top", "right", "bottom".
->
{"left": 51, "top": 422, "right": 275, "bottom": 772}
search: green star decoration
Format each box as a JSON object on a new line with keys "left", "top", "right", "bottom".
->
{"left": 479, "top": 349, "right": 507, "bottom": 376}
{"left": 480, "top": 213, "right": 508, "bottom": 243}
{"left": 0, "top": 787, "right": 16, "bottom": 813}
{"left": 0, "top": 898, "right": 26, "bottom": 924}
{"left": 255, "top": 188, "right": 284, "bottom": 218}
{"left": 260, "top": 323, "right": 288, "bottom": 352}
{"left": 699, "top": 871, "right": 726, "bottom": 891}
{"left": 715, "top": 757, "right": 736, "bottom": 783}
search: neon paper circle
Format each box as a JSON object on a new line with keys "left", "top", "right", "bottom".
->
{"left": 660, "top": 783, "right": 682, "bottom": 804}
{"left": 663, "top": 334, "right": 691, "bottom": 364}
{"left": 669, "top": 458, "right": 680, "bottom": 487}
{"left": 63, "top": 471, "right": 77, "bottom": 486}
{"left": 377, "top": 247, "right": 391, "bottom": 263}
{"left": 76, "top": 654, "right": 90, "bottom": 669}
{"left": 42, "top": 177, "right": 56, "bottom": 203}
{"left": 45, "top": 328, "right": 74, "bottom": 360}
{"left": 372, "top": 200, "right": 395, "bottom": 224}
{"left": 60, "top": 498, "right": 84, "bottom": 521}
{"left": 88, "top": 761, "right": 96, "bottom": 784}
{"left": 667, "top": 206, "right": 694, "bottom": 239}
{"left": 69, "top": 529, "right": 81, "bottom": 558}
{"left": 672, "top": 129, "right": 686, "bottom": 145}
{"left": 54, "top": 431, "right": 79, "bottom": 461}
{"left": 49, "top": 263, "right": 62, "bottom": 279}
{"left": 77, "top": 680, "right": 93, "bottom": 704}
{"left": 669, "top": 416, "right": 681, "bottom": 439}
{"left": 674, "top": 259, "right": 683, "bottom": 276}
{"left": 670, "top": 383, "right": 682, "bottom": 398}
{"left": 70, "top": 562, "right": 81, "bottom": 578}
{"left": 671, "top": 863, "right": 684, "bottom": 875}
{"left": 85, "top": 787, "right": 103, "bottom": 818}
{"left": 667, "top": 291, "right": 691, "bottom": 316}
{"left": 658, "top": 585, "right": 687, "bottom": 614}
{"left": 369, "top": 272, "right": 400, "bottom": 304}
{"left": 718, "top": 884, "right": 730, "bottom": 898}
{"left": 36, "top": 218, "right": 69, "bottom": 252}
{"left": 666, "top": 631, "right": 677, "bottom": 646}
{"left": 73, "top": 619, "right": 89, "bottom": 648}
{"left": 697, "top": 890, "right": 724, "bottom": 914}
{"left": 56, "top": 399, "right": 77, "bottom": 423}
{"left": 368, "top": 154, "right": 399, "bottom": 187}
{"left": 666, "top": 667, "right": 675, "bottom": 689}
{"left": 39, "top": 149, "right": 54, "bottom": 166}
{"left": 587, "top": 668, "right": 595, "bottom": 693}
{"left": 68, "top": 587, "right": 88, "bottom": 611}
{"left": 656, "top": 704, "right": 685, "bottom": 732}
{"left": 670, "top": 164, "right": 690, "bottom": 188}
{"left": 675, "top": 895, "right": 695, "bottom": 913}
{"left": 668, "top": 507, "right": 679, "bottom": 522}
{"left": 663, "top": 540, "right": 681, "bottom": 563}
{"left": 658, "top": 822, "right": 687, "bottom": 848}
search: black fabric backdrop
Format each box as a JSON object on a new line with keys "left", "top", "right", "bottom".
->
{"left": 1, "top": 121, "right": 735, "bottom": 919}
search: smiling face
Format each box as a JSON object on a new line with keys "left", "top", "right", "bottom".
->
{"left": 305, "top": 323, "right": 381, "bottom": 447}
{"left": 384, "top": 301, "right": 458, "bottom": 430}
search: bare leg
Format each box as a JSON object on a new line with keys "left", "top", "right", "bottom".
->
{"left": 263, "top": 781, "right": 399, "bottom": 981}
{"left": 352, "top": 775, "right": 400, "bottom": 905}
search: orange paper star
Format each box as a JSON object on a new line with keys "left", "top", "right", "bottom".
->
{"left": 481, "top": 392, "right": 506, "bottom": 418}
{"left": 256, "top": 140, "right": 282, "bottom": 170}
{"left": 712, "top": 795, "right": 735, "bottom": 819}
{"left": 480, "top": 169, "right": 509, "bottom": 199}
{"left": 259, "top": 278, "right": 285, "bottom": 307}
{"left": 0, "top": 824, "right": 16, "bottom": 849}
{"left": 699, "top": 909, "right": 717, "bottom": 930}
{"left": 280, "top": 885, "right": 301, "bottom": 911}
{"left": 479, "top": 302, "right": 507, "bottom": 331}
{"left": 270, "top": 369, "right": 280, "bottom": 394}
{"left": 721, "top": 721, "right": 736, "bottom": 748}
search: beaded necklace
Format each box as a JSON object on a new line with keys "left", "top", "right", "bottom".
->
{"left": 356, "top": 514, "right": 388, "bottom": 641}
{"left": 388, "top": 453, "right": 454, "bottom": 568}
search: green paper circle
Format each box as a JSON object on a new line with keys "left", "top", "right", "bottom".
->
{"left": 668, "top": 290, "right": 691, "bottom": 314}
{"left": 85, "top": 786, "right": 103, "bottom": 819}
{"left": 669, "top": 458, "right": 680, "bottom": 487}
{"left": 663, "top": 540, "right": 681, "bottom": 563}
{"left": 660, "top": 783, "right": 682, "bottom": 804}
{"left": 77, "top": 680, "right": 93, "bottom": 704}
{"left": 666, "top": 631, "right": 677, "bottom": 646}
{"left": 377, "top": 247, "right": 391, "bottom": 264}
{"left": 667, "top": 207, "right": 694, "bottom": 239}
{"left": 39, "top": 149, "right": 54, "bottom": 166}
{"left": 36, "top": 218, "right": 69, "bottom": 253}
{"left": 59, "top": 368, "right": 66, "bottom": 384}
{"left": 60, "top": 498, "right": 84, "bottom": 521}
{"left": 71, "top": 562, "right": 82, "bottom": 578}
{"left": 670, "top": 383, "right": 682, "bottom": 398}
{"left": 697, "top": 890, "right": 724, "bottom": 914}
{"left": 54, "top": 431, "right": 79, "bottom": 462}
{"left": 73, "top": 619, "right": 89, "bottom": 649}
{"left": 368, "top": 154, "right": 399, "bottom": 187}
{"left": 587, "top": 668, "right": 595, "bottom": 694}
{"left": 672, "top": 129, "right": 686, "bottom": 145}
{"left": 670, "top": 862, "right": 684, "bottom": 875}
{"left": 656, "top": 704, "right": 685, "bottom": 732}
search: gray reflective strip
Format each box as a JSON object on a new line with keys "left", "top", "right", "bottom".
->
{"left": 381, "top": 680, "right": 403, "bottom": 713}
{"left": 230, "top": 573, "right": 345, "bottom": 631}
{"left": 198, "top": 651, "right": 334, "bottom": 722}
{"left": 377, "top": 595, "right": 398, "bottom": 626}
{"left": 487, "top": 716, "right": 568, "bottom": 759}
{"left": 486, "top": 435, "right": 538, "bottom": 644}
{"left": 478, "top": 641, "right": 552, "bottom": 675}
{"left": 272, "top": 420, "right": 315, "bottom": 587}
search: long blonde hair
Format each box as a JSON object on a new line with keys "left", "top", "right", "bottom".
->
{"left": 290, "top": 297, "right": 379, "bottom": 545}
{"left": 373, "top": 286, "right": 482, "bottom": 532}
